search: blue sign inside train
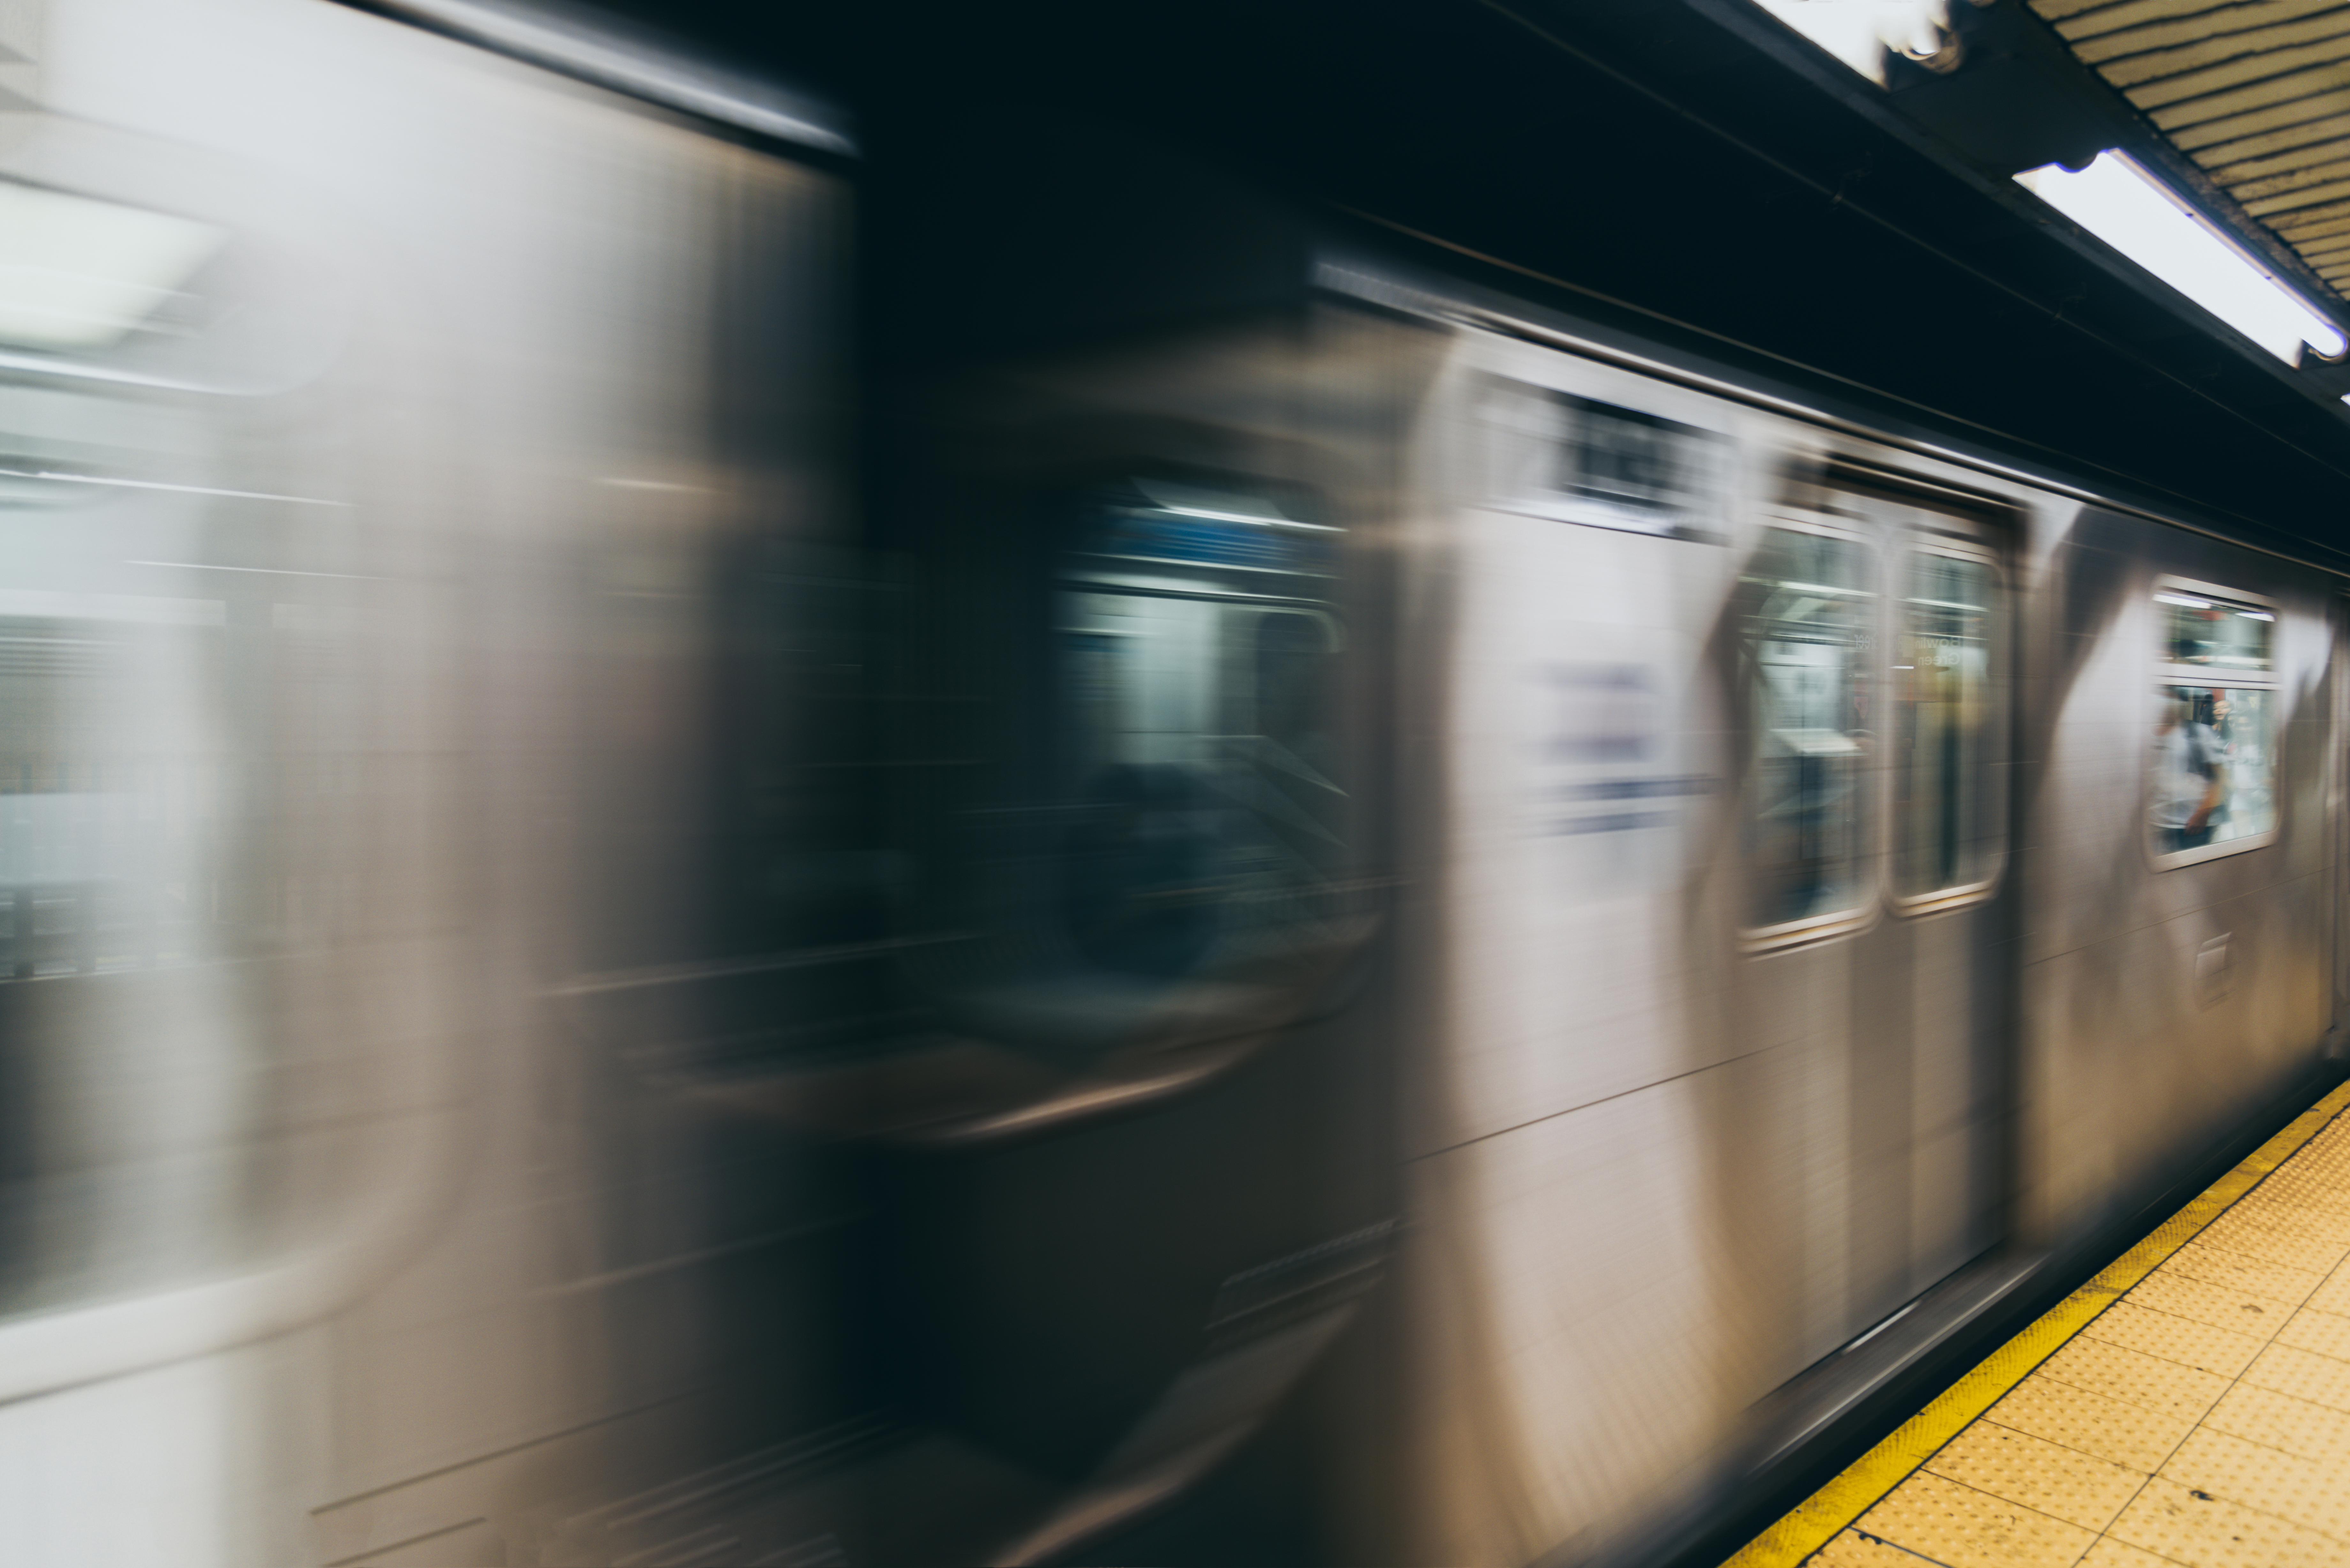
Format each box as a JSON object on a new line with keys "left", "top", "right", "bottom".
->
{"left": 1096, "top": 510, "right": 1334, "bottom": 573}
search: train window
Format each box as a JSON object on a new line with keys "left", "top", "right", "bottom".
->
{"left": 2160, "top": 590, "right": 2272, "bottom": 675}
{"left": 1892, "top": 547, "right": 2000, "bottom": 900}
{"left": 913, "top": 470, "right": 1366, "bottom": 1066}
{"left": 0, "top": 180, "right": 224, "bottom": 351}
{"left": 1742, "top": 524, "right": 1876, "bottom": 932}
{"left": 1052, "top": 480, "right": 1350, "bottom": 982}
{"left": 2150, "top": 579, "right": 2279, "bottom": 867}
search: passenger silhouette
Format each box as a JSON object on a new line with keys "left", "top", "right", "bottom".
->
{"left": 2153, "top": 690, "right": 2226, "bottom": 853}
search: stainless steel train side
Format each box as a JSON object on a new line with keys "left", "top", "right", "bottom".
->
{"left": 0, "top": 10, "right": 1426, "bottom": 1564}
{"left": 873, "top": 237, "right": 2346, "bottom": 1563}
{"left": 1356, "top": 300, "right": 2343, "bottom": 1566}
{"left": 0, "top": 0, "right": 856, "bottom": 1563}
{"left": 3, "top": 1, "right": 2347, "bottom": 1563}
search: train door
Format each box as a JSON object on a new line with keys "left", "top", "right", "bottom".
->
{"left": 950, "top": 473, "right": 1360, "bottom": 1049}
{"left": 1736, "top": 465, "right": 2011, "bottom": 1356}
{"left": 2339, "top": 592, "right": 2350, "bottom": 1067}
{"left": 863, "top": 313, "right": 1418, "bottom": 1563}
{"left": 566, "top": 293, "right": 1426, "bottom": 1563}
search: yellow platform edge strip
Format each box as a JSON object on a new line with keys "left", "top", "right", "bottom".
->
{"left": 1718, "top": 1074, "right": 2350, "bottom": 1568}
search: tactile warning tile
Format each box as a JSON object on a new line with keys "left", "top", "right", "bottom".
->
{"left": 2125, "top": 1268, "right": 2290, "bottom": 1341}
{"left": 2219, "top": 1180, "right": 2350, "bottom": 1225}
{"left": 2201, "top": 1381, "right": 2350, "bottom": 1466}
{"left": 2033, "top": 1336, "right": 2232, "bottom": 1421}
{"left": 1805, "top": 1529, "right": 1922, "bottom": 1566}
{"left": 2301, "top": 1266, "right": 2350, "bottom": 1315}
{"left": 2080, "top": 1300, "right": 2265, "bottom": 1378}
{"left": 1981, "top": 1375, "right": 2194, "bottom": 1473}
{"left": 1849, "top": 1470, "right": 2097, "bottom": 1568}
{"left": 2157, "top": 1424, "right": 2350, "bottom": 1541}
{"left": 2274, "top": 1306, "right": 2350, "bottom": 1361}
{"left": 2192, "top": 1213, "right": 2350, "bottom": 1274}
{"left": 2219, "top": 1197, "right": 2350, "bottom": 1240}
{"left": 1762, "top": 1087, "right": 2350, "bottom": 1568}
{"left": 2263, "top": 1184, "right": 2350, "bottom": 1218}
{"left": 2240, "top": 1339, "right": 2350, "bottom": 1413}
{"left": 1922, "top": 1420, "right": 2143, "bottom": 1531}
{"left": 2161, "top": 1240, "right": 2325, "bottom": 1307}
{"left": 2073, "top": 1538, "right": 2179, "bottom": 1567}
{"left": 2106, "top": 1474, "right": 2342, "bottom": 1567}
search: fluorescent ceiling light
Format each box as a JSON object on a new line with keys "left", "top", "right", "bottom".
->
{"left": 2154, "top": 592, "right": 2211, "bottom": 607}
{"left": 2238, "top": 610, "right": 2275, "bottom": 621}
{"left": 0, "top": 182, "right": 224, "bottom": 351}
{"left": 1750, "top": 0, "right": 1953, "bottom": 86}
{"left": 2015, "top": 152, "right": 2346, "bottom": 366}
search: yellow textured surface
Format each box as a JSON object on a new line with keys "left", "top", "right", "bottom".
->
{"left": 2158, "top": 1424, "right": 2350, "bottom": 1538}
{"left": 2193, "top": 1213, "right": 2350, "bottom": 1272}
{"left": 2121, "top": 1268, "right": 2286, "bottom": 1338}
{"left": 2033, "top": 1336, "right": 2230, "bottom": 1421}
{"left": 1722, "top": 1078, "right": 2350, "bottom": 1567}
{"left": 2275, "top": 1305, "right": 2350, "bottom": 1359}
{"left": 2304, "top": 1264, "right": 2350, "bottom": 1313}
{"left": 2202, "top": 1380, "right": 2350, "bottom": 1460}
{"left": 1848, "top": 1470, "right": 2094, "bottom": 1567}
{"left": 1922, "top": 1423, "right": 2142, "bottom": 1531}
{"left": 2072, "top": 1537, "right": 2178, "bottom": 1568}
{"left": 2161, "top": 1240, "right": 2323, "bottom": 1306}
{"left": 1806, "top": 1530, "right": 1919, "bottom": 1566}
{"left": 2241, "top": 1339, "right": 2350, "bottom": 1409}
{"left": 2107, "top": 1475, "right": 2340, "bottom": 1566}
{"left": 1980, "top": 1377, "right": 2193, "bottom": 1473}
{"left": 2079, "top": 1299, "right": 2266, "bottom": 1376}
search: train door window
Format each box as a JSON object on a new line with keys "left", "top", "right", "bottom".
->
{"left": 2150, "top": 578, "right": 2279, "bottom": 867}
{"left": 1893, "top": 543, "right": 2003, "bottom": 903}
{"left": 919, "top": 471, "right": 1367, "bottom": 1057}
{"left": 1741, "top": 523, "right": 1876, "bottom": 935}
{"left": 1056, "top": 483, "right": 1350, "bottom": 966}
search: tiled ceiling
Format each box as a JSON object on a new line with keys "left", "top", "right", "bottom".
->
{"left": 2030, "top": 0, "right": 2350, "bottom": 305}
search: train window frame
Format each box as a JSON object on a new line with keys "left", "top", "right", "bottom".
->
{"left": 1738, "top": 469, "right": 2017, "bottom": 953}
{"left": 1738, "top": 511, "right": 1884, "bottom": 951}
{"left": 1888, "top": 531, "right": 2008, "bottom": 917}
{"left": 2147, "top": 574, "right": 2281, "bottom": 872}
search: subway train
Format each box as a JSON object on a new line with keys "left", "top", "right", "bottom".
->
{"left": 0, "top": 0, "right": 2345, "bottom": 1564}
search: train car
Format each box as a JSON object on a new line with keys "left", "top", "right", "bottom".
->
{"left": 871, "top": 153, "right": 2346, "bottom": 1560}
{"left": 1370, "top": 277, "right": 2343, "bottom": 1566}
{"left": 1, "top": 0, "right": 2346, "bottom": 1564}
{"left": 0, "top": 0, "right": 866, "bottom": 1563}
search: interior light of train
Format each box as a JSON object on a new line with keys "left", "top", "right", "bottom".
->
{"left": 1131, "top": 477, "right": 1340, "bottom": 530}
{"left": 2014, "top": 153, "right": 2348, "bottom": 367}
{"left": 124, "top": 559, "right": 380, "bottom": 579}
{"left": 1155, "top": 504, "right": 1341, "bottom": 531}
{"left": 2155, "top": 592, "right": 2212, "bottom": 608}
{"left": 2240, "top": 610, "right": 2275, "bottom": 621}
{"left": 0, "top": 181, "right": 224, "bottom": 350}
{"left": 0, "top": 467, "right": 351, "bottom": 507}
{"left": 594, "top": 477, "right": 708, "bottom": 493}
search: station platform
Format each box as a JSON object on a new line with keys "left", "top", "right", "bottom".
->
{"left": 1726, "top": 1080, "right": 2350, "bottom": 1568}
